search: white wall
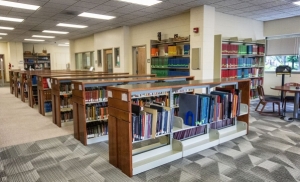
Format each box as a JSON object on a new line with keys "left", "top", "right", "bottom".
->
{"left": 69, "top": 35, "right": 94, "bottom": 70}
{"left": 215, "top": 12, "right": 264, "bottom": 40}
{"left": 263, "top": 17, "right": 300, "bottom": 95}
{"left": 264, "top": 16, "right": 300, "bottom": 37}
{"left": 23, "top": 43, "right": 70, "bottom": 70}
{"left": 94, "top": 27, "right": 128, "bottom": 73}
{"left": 130, "top": 12, "right": 190, "bottom": 74}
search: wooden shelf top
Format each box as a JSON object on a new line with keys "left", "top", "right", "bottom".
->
{"left": 26, "top": 71, "right": 118, "bottom": 76}
{"left": 72, "top": 76, "right": 194, "bottom": 85}
{"left": 51, "top": 74, "right": 156, "bottom": 81}
{"left": 107, "top": 78, "right": 250, "bottom": 92}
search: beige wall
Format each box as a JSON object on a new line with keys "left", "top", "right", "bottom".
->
{"left": 0, "top": 42, "right": 8, "bottom": 81}
{"left": 23, "top": 43, "right": 70, "bottom": 70}
{"left": 130, "top": 12, "right": 190, "bottom": 74}
{"left": 70, "top": 35, "right": 94, "bottom": 70}
{"left": 263, "top": 16, "right": 300, "bottom": 95}
{"left": 215, "top": 12, "right": 264, "bottom": 40}
{"left": 264, "top": 16, "right": 300, "bottom": 37}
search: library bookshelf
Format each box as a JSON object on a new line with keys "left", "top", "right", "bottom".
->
{"left": 37, "top": 72, "right": 130, "bottom": 116}
{"left": 71, "top": 76, "right": 194, "bottom": 145}
{"left": 214, "top": 34, "right": 265, "bottom": 99}
{"left": 50, "top": 74, "right": 156, "bottom": 127}
{"left": 150, "top": 36, "right": 190, "bottom": 77}
{"left": 24, "top": 53, "right": 51, "bottom": 70}
{"left": 13, "top": 70, "right": 27, "bottom": 99}
{"left": 107, "top": 78, "right": 250, "bottom": 177}
{"left": 9, "top": 70, "right": 19, "bottom": 94}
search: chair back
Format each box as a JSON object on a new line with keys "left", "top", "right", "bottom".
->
{"left": 257, "top": 85, "right": 265, "bottom": 101}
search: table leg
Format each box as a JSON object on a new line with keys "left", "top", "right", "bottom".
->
{"left": 294, "top": 92, "right": 300, "bottom": 119}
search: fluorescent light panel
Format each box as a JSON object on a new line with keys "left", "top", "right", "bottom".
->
{"left": 0, "top": 26, "right": 14, "bottom": 30}
{"left": 0, "top": 1, "right": 40, "bottom": 10}
{"left": 57, "top": 23, "right": 87, "bottom": 28}
{"left": 58, "top": 44, "right": 69, "bottom": 46}
{"left": 0, "top": 37, "right": 2, "bottom": 39}
{"left": 32, "top": 35, "right": 55, "bottom": 38}
{"left": 294, "top": 1, "right": 300, "bottom": 5}
{"left": 42, "top": 30, "right": 69, "bottom": 34}
{"left": 78, "top": 12, "right": 115, "bottom": 20}
{"left": 0, "top": 33, "right": 7, "bottom": 35}
{"left": 24, "top": 39, "right": 45, "bottom": 42}
{"left": 118, "top": 0, "right": 162, "bottom": 6}
{"left": 0, "top": 16, "right": 23, "bottom": 22}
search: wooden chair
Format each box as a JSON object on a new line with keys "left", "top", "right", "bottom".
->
{"left": 282, "top": 82, "right": 300, "bottom": 112}
{"left": 255, "top": 85, "right": 281, "bottom": 115}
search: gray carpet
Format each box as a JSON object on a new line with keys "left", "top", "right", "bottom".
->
{"left": 1, "top": 100, "right": 300, "bottom": 182}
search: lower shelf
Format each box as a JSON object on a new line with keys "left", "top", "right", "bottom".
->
{"left": 87, "top": 135, "right": 108, "bottom": 145}
{"left": 216, "top": 121, "right": 247, "bottom": 144}
{"left": 132, "top": 145, "right": 182, "bottom": 175}
{"left": 61, "top": 120, "right": 73, "bottom": 127}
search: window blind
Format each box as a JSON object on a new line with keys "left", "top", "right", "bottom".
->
{"left": 266, "top": 36, "right": 300, "bottom": 56}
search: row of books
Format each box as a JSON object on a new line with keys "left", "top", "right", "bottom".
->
{"left": 251, "top": 78, "right": 263, "bottom": 89}
{"left": 85, "top": 87, "right": 107, "bottom": 103}
{"left": 86, "top": 103, "right": 108, "bottom": 121}
{"left": 179, "top": 88, "right": 241, "bottom": 127}
{"left": 173, "top": 125, "right": 206, "bottom": 140}
{"left": 151, "top": 45, "right": 190, "bottom": 57}
{"left": 151, "top": 57, "right": 190, "bottom": 68}
{"left": 86, "top": 120, "right": 108, "bottom": 138}
{"left": 222, "top": 44, "right": 265, "bottom": 55}
{"left": 221, "top": 68, "right": 263, "bottom": 78}
{"left": 210, "top": 118, "right": 234, "bottom": 130}
{"left": 32, "top": 76, "right": 37, "bottom": 85}
{"left": 60, "top": 83, "right": 71, "bottom": 94}
{"left": 60, "top": 97, "right": 72, "bottom": 109}
{"left": 44, "top": 89, "right": 51, "bottom": 101}
{"left": 132, "top": 96, "right": 169, "bottom": 107}
{"left": 61, "top": 111, "right": 73, "bottom": 123}
{"left": 132, "top": 104, "right": 174, "bottom": 142}
{"left": 42, "top": 78, "right": 51, "bottom": 89}
{"left": 221, "top": 57, "right": 264, "bottom": 68}
{"left": 44, "top": 102, "right": 52, "bottom": 112}
{"left": 151, "top": 69, "right": 190, "bottom": 77}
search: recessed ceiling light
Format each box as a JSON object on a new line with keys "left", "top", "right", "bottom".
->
{"left": 65, "top": 43, "right": 69, "bottom": 45}
{"left": 0, "top": 16, "right": 24, "bottom": 22}
{"left": 0, "top": 26, "right": 14, "bottom": 30}
{"left": 293, "top": 1, "right": 300, "bottom": 5}
{"left": 117, "top": 0, "right": 162, "bottom": 6}
{"left": 24, "top": 39, "right": 45, "bottom": 42}
{"left": 32, "top": 35, "right": 55, "bottom": 38}
{"left": 0, "top": 1, "right": 40, "bottom": 10}
{"left": 0, "top": 37, "right": 2, "bottom": 39}
{"left": 0, "top": 33, "right": 7, "bottom": 35}
{"left": 57, "top": 23, "right": 87, "bottom": 28}
{"left": 58, "top": 44, "right": 69, "bottom": 46}
{"left": 42, "top": 30, "right": 69, "bottom": 34}
{"left": 78, "top": 12, "right": 115, "bottom": 20}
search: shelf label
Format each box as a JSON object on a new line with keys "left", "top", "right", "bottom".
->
{"left": 71, "top": 84, "right": 74, "bottom": 90}
{"left": 108, "top": 91, "right": 112, "bottom": 98}
{"left": 79, "top": 85, "right": 82, "bottom": 90}
{"left": 122, "top": 93, "right": 128, "bottom": 101}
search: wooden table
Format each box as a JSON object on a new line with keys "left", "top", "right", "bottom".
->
{"left": 271, "top": 86, "right": 300, "bottom": 119}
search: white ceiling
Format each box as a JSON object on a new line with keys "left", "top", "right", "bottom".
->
{"left": 0, "top": 0, "right": 299, "bottom": 43}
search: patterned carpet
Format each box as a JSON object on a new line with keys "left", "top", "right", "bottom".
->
{"left": 1, "top": 100, "right": 300, "bottom": 182}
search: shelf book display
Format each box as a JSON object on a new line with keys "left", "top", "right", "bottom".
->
{"left": 21, "top": 72, "right": 29, "bottom": 102}
{"left": 71, "top": 76, "right": 194, "bottom": 145}
{"left": 9, "top": 70, "right": 20, "bottom": 95}
{"left": 51, "top": 74, "right": 156, "bottom": 127}
{"left": 23, "top": 53, "right": 51, "bottom": 70}
{"left": 37, "top": 72, "right": 130, "bottom": 116}
{"left": 150, "top": 36, "right": 190, "bottom": 77}
{"left": 107, "top": 78, "right": 250, "bottom": 177}
{"left": 214, "top": 34, "right": 265, "bottom": 99}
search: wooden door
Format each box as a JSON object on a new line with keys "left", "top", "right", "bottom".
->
{"left": 104, "top": 49, "right": 113, "bottom": 73}
{"left": 137, "top": 47, "right": 146, "bottom": 75}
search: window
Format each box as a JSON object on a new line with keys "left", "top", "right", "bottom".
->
{"left": 75, "top": 51, "right": 94, "bottom": 70}
{"left": 265, "top": 55, "right": 300, "bottom": 71}
{"left": 114, "top": 47, "right": 120, "bottom": 67}
{"left": 266, "top": 35, "right": 300, "bottom": 72}
{"left": 97, "top": 50, "right": 102, "bottom": 67}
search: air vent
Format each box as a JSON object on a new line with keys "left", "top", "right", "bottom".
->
{"left": 29, "top": 29, "right": 41, "bottom": 32}
{"left": 60, "top": 10, "right": 79, "bottom": 16}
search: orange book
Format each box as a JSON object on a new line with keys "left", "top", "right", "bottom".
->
{"left": 101, "top": 108, "right": 104, "bottom": 119}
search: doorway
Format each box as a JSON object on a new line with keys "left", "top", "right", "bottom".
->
{"left": 132, "top": 46, "right": 146, "bottom": 75}
{"left": 0, "top": 54, "right": 5, "bottom": 82}
{"left": 104, "top": 49, "right": 113, "bottom": 73}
